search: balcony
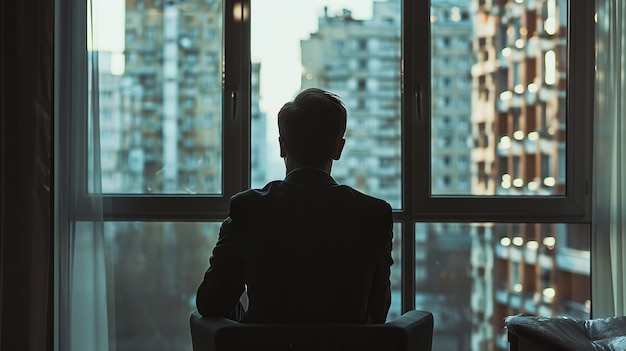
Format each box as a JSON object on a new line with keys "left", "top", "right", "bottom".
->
{"left": 556, "top": 248, "right": 590, "bottom": 275}
{"left": 507, "top": 3, "right": 524, "bottom": 18}
{"left": 559, "top": 300, "right": 590, "bottom": 320}
{"left": 537, "top": 253, "right": 554, "bottom": 269}
{"left": 523, "top": 296, "right": 538, "bottom": 314}
{"left": 524, "top": 247, "right": 538, "bottom": 263}
{"left": 325, "top": 67, "right": 348, "bottom": 79}
{"left": 496, "top": 242, "right": 509, "bottom": 259}
{"left": 495, "top": 289, "right": 508, "bottom": 305}
{"left": 509, "top": 246, "right": 522, "bottom": 262}
{"left": 510, "top": 293, "right": 522, "bottom": 309}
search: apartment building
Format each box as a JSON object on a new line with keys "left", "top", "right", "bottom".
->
{"left": 122, "top": 0, "right": 223, "bottom": 193}
{"left": 469, "top": 1, "right": 590, "bottom": 349}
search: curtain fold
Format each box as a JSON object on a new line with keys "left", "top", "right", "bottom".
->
{"left": 55, "top": 0, "right": 112, "bottom": 349}
{"left": 592, "top": 0, "right": 626, "bottom": 318}
{"left": 67, "top": 6, "right": 111, "bottom": 350}
{"left": 0, "top": 0, "right": 54, "bottom": 350}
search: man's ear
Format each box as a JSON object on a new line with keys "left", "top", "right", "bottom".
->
{"left": 279, "top": 137, "right": 287, "bottom": 158}
{"left": 332, "top": 138, "right": 346, "bottom": 160}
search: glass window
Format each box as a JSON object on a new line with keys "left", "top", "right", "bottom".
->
{"left": 252, "top": 0, "right": 402, "bottom": 208}
{"left": 59, "top": 0, "right": 593, "bottom": 350}
{"left": 416, "top": 222, "right": 590, "bottom": 351}
{"left": 90, "top": 0, "right": 224, "bottom": 194}
{"left": 430, "top": 0, "right": 568, "bottom": 197}
{"left": 99, "top": 222, "right": 220, "bottom": 350}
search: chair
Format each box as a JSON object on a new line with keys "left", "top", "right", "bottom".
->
{"left": 190, "top": 310, "right": 434, "bottom": 351}
{"left": 505, "top": 314, "right": 626, "bottom": 351}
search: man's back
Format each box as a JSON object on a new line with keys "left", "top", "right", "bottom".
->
{"left": 196, "top": 88, "right": 393, "bottom": 324}
{"left": 196, "top": 168, "right": 393, "bottom": 324}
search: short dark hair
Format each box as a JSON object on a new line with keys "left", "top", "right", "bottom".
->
{"left": 278, "top": 88, "right": 347, "bottom": 166}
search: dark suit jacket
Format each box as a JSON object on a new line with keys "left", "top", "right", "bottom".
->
{"left": 196, "top": 168, "right": 393, "bottom": 324}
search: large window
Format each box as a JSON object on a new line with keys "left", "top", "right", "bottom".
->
{"left": 56, "top": 0, "right": 595, "bottom": 350}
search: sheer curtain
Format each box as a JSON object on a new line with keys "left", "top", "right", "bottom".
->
{"left": 56, "top": 0, "right": 111, "bottom": 349}
{"left": 592, "top": 0, "right": 626, "bottom": 318}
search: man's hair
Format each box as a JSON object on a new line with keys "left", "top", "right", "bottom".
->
{"left": 278, "top": 88, "right": 347, "bottom": 166}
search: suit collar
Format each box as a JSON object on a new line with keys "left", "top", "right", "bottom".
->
{"left": 284, "top": 168, "right": 338, "bottom": 186}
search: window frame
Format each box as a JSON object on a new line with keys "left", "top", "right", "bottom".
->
{"left": 56, "top": 0, "right": 595, "bottom": 331}
{"left": 407, "top": 0, "right": 594, "bottom": 223}
{"left": 62, "top": 0, "right": 251, "bottom": 222}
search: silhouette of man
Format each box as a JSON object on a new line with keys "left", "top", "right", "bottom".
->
{"left": 196, "top": 88, "right": 393, "bottom": 324}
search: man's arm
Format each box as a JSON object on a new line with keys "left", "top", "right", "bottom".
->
{"left": 367, "top": 202, "right": 394, "bottom": 324}
{"left": 196, "top": 217, "right": 245, "bottom": 318}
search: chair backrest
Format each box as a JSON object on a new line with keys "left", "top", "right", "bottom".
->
{"left": 190, "top": 310, "right": 434, "bottom": 351}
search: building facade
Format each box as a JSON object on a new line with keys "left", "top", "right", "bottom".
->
{"left": 121, "top": 0, "right": 223, "bottom": 193}
{"left": 469, "top": 1, "right": 590, "bottom": 350}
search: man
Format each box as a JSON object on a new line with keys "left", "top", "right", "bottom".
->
{"left": 196, "top": 88, "right": 393, "bottom": 324}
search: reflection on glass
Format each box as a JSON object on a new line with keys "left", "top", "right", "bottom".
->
{"left": 93, "top": 222, "right": 220, "bottom": 350}
{"left": 430, "top": 0, "right": 568, "bottom": 196}
{"left": 93, "top": 221, "right": 402, "bottom": 349}
{"left": 90, "top": 0, "right": 223, "bottom": 194}
{"left": 251, "top": 0, "right": 402, "bottom": 208}
{"left": 389, "top": 222, "right": 402, "bottom": 321}
{"left": 415, "top": 222, "right": 590, "bottom": 351}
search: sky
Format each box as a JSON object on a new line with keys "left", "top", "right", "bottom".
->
{"left": 249, "top": 1, "right": 374, "bottom": 177}
{"left": 249, "top": 0, "right": 373, "bottom": 116}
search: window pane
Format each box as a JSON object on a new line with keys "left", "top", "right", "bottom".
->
{"left": 251, "top": 0, "right": 402, "bottom": 208}
{"left": 415, "top": 222, "right": 590, "bottom": 351}
{"left": 90, "top": 0, "right": 223, "bottom": 194}
{"left": 89, "top": 222, "right": 220, "bottom": 350}
{"left": 92, "top": 220, "right": 402, "bottom": 349}
{"left": 430, "top": 0, "right": 567, "bottom": 196}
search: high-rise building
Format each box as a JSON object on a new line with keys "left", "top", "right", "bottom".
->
{"left": 300, "top": 0, "right": 402, "bottom": 208}
{"left": 426, "top": 1, "right": 475, "bottom": 350}
{"left": 121, "top": 0, "right": 223, "bottom": 193}
{"left": 96, "top": 52, "right": 125, "bottom": 193}
{"left": 431, "top": 0, "right": 474, "bottom": 196}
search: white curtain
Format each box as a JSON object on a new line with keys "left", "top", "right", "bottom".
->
{"left": 56, "top": 0, "right": 111, "bottom": 349}
{"left": 592, "top": 0, "right": 626, "bottom": 318}
{"left": 68, "top": 47, "right": 111, "bottom": 350}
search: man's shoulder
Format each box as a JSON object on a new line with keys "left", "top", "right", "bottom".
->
{"left": 231, "top": 181, "right": 283, "bottom": 201}
{"left": 340, "top": 184, "right": 390, "bottom": 205}
{"left": 231, "top": 181, "right": 391, "bottom": 212}
{"left": 229, "top": 181, "right": 286, "bottom": 211}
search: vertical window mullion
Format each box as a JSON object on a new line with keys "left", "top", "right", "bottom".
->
{"left": 223, "top": 0, "right": 251, "bottom": 195}
{"left": 567, "top": 0, "right": 594, "bottom": 216}
{"left": 402, "top": 0, "right": 430, "bottom": 314}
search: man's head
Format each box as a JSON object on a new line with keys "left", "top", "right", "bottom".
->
{"left": 278, "top": 88, "right": 347, "bottom": 170}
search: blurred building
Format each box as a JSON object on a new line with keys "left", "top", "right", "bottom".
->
{"left": 96, "top": 52, "right": 125, "bottom": 193}
{"left": 469, "top": 1, "right": 590, "bottom": 350}
{"left": 121, "top": 0, "right": 224, "bottom": 193}
{"left": 300, "top": 0, "right": 403, "bottom": 208}
{"left": 431, "top": 0, "right": 474, "bottom": 196}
